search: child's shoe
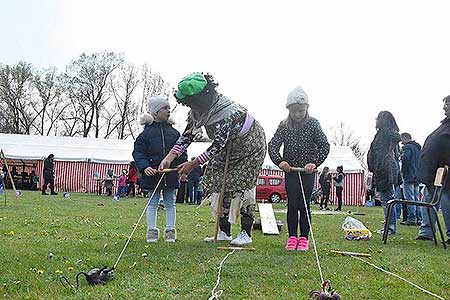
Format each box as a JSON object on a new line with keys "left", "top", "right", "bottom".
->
{"left": 285, "top": 236, "right": 298, "bottom": 251}
{"left": 146, "top": 227, "right": 159, "bottom": 243}
{"left": 204, "top": 229, "right": 232, "bottom": 242}
{"left": 164, "top": 228, "right": 176, "bottom": 242}
{"left": 297, "top": 237, "right": 309, "bottom": 251}
{"left": 230, "top": 230, "right": 252, "bottom": 246}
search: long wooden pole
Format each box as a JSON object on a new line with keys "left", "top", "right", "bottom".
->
{"left": 214, "top": 145, "right": 231, "bottom": 242}
{"left": 0, "top": 150, "right": 18, "bottom": 197}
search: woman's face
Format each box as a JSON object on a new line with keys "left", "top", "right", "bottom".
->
{"left": 444, "top": 99, "right": 450, "bottom": 118}
{"left": 155, "top": 105, "right": 171, "bottom": 122}
{"left": 375, "top": 113, "right": 383, "bottom": 129}
{"left": 288, "top": 103, "right": 308, "bottom": 122}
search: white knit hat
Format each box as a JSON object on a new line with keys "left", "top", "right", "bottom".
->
{"left": 147, "top": 96, "right": 170, "bottom": 115}
{"left": 286, "top": 86, "right": 309, "bottom": 108}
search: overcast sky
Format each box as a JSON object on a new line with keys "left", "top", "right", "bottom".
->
{"left": 2, "top": 0, "right": 450, "bottom": 148}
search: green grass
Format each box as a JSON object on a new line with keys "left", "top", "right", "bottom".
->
{"left": 0, "top": 191, "right": 449, "bottom": 300}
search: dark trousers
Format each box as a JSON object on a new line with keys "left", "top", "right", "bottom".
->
{"left": 127, "top": 182, "right": 136, "bottom": 197}
{"left": 219, "top": 192, "right": 255, "bottom": 237}
{"left": 285, "top": 172, "right": 315, "bottom": 238}
{"left": 336, "top": 186, "right": 343, "bottom": 210}
{"left": 320, "top": 190, "right": 330, "bottom": 208}
{"left": 42, "top": 177, "right": 55, "bottom": 194}
{"left": 176, "top": 181, "right": 188, "bottom": 203}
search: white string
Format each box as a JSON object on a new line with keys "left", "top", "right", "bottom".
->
{"left": 351, "top": 255, "right": 447, "bottom": 300}
{"left": 113, "top": 174, "right": 165, "bottom": 270}
{"left": 208, "top": 249, "right": 236, "bottom": 300}
{"left": 297, "top": 172, "right": 324, "bottom": 284}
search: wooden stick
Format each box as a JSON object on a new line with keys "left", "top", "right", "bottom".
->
{"left": 217, "top": 246, "right": 256, "bottom": 251}
{"left": 0, "top": 150, "right": 18, "bottom": 197}
{"left": 331, "top": 250, "right": 371, "bottom": 257}
{"left": 158, "top": 168, "right": 178, "bottom": 173}
{"left": 214, "top": 145, "right": 231, "bottom": 243}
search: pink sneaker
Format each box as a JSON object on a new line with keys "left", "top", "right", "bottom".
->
{"left": 285, "top": 236, "right": 298, "bottom": 251}
{"left": 297, "top": 237, "right": 309, "bottom": 251}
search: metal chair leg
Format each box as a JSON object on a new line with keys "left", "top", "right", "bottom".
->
{"left": 433, "top": 207, "right": 447, "bottom": 249}
{"left": 427, "top": 207, "right": 438, "bottom": 246}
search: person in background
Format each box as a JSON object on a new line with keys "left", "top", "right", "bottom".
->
{"left": 333, "top": 166, "right": 345, "bottom": 211}
{"left": 127, "top": 161, "right": 138, "bottom": 197}
{"left": 197, "top": 175, "right": 204, "bottom": 205}
{"left": 319, "top": 166, "right": 331, "bottom": 210}
{"left": 367, "top": 111, "right": 401, "bottom": 235}
{"left": 399, "top": 132, "right": 422, "bottom": 226}
{"left": 118, "top": 169, "right": 128, "bottom": 197}
{"left": 104, "top": 168, "right": 114, "bottom": 196}
{"left": 42, "top": 154, "right": 57, "bottom": 195}
{"left": 187, "top": 157, "right": 202, "bottom": 205}
{"left": 30, "top": 169, "right": 38, "bottom": 190}
{"left": 415, "top": 95, "right": 450, "bottom": 243}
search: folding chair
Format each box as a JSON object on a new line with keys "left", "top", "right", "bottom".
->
{"left": 382, "top": 166, "right": 448, "bottom": 249}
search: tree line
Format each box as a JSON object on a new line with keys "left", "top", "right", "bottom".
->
{"left": 0, "top": 51, "right": 172, "bottom": 139}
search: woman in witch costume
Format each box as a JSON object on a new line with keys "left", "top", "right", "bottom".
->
{"left": 159, "top": 73, "right": 266, "bottom": 246}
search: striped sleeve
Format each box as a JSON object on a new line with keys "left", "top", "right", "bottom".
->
{"left": 170, "top": 119, "right": 196, "bottom": 157}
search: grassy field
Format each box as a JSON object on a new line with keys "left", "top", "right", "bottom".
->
{"left": 0, "top": 191, "right": 449, "bottom": 300}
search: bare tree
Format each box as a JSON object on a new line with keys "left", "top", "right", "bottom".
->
{"left": 140, "top": 64, "right": 172, "bottom": 114}
{"left": 63, "top": 51, "right": 123, "bottom": 137}
{"left": 32, "top": 67, "right": 69, "bottom": 135}
{"left": 330, "top": 122, "right": 367, "bottom": 163}
{"left": 0, "top": 62, "right": 36, "bottom": 134}
{"left": 105, "top": 63, "right": 140, "bottom": 139}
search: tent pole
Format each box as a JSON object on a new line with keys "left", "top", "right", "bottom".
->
{"left": 0, "top": 150, "right": 18, "bottom": 197}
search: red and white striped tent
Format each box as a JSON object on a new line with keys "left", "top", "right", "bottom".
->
{"left": 261, "top": 145, "right": 367, "bottom": 206}
{"left": 0, "top": 133, "right": 136, "bottom": 193}
{"left": 0, "top": 134, "right": 214, "bottom": 194}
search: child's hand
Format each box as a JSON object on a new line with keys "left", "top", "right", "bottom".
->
{"left": 144, "top": 167, "right": 157, "bottom": 176}
{"left": 158, "top": 153, "right": 177, "bottom": 171}
{"left": 279, "top": 161, "right": 291, "bottom": 173}
{"left": 304, "top": 163, "right": 316, "bottom": 173}
{"left": 179, "top": 173, "right": 187, "bottom": 182}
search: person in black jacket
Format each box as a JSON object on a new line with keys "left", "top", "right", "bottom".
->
{"left": 133, "top": 96, "right": 187, "bottom": 243}
{"left": 268, "top": 86, "right": 330, "bottom": 251}
{"left": 399, "top": 133, "right": 422, "bottom": 226}
{"left": 416, "top": 96, "right": 450, "bottom": 243}
{"left": 367, "top": 111, "right": 401, "bottom": 235}
{"left": 319, "top": 167, "right": 331, "bottom": 210}
{"left": 42, "top": 154, "right": 57, "bottom": 195}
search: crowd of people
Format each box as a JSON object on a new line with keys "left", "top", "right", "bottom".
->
{"left": 367, "top": 99, "right": 450, "bottom": 243}
{"left": 1, "top": 164, "right": 39, "bottom": 191}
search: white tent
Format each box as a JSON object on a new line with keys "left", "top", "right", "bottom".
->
{"left": 0, "top": 133, "right": 134, "bottom": 164}
{"left": 0, "top": 133, "right": 213, "bottom": 164}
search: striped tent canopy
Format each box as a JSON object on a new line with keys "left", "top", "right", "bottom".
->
{"left": 0, "top": 134, "right": 213, "bottom": 193}
{"left": 0, "top": 133, "right": 134, "bottom": 163}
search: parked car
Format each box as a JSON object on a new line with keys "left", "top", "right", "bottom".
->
{"left": 256, "top": 175, "right": 287, "bottom": 203}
